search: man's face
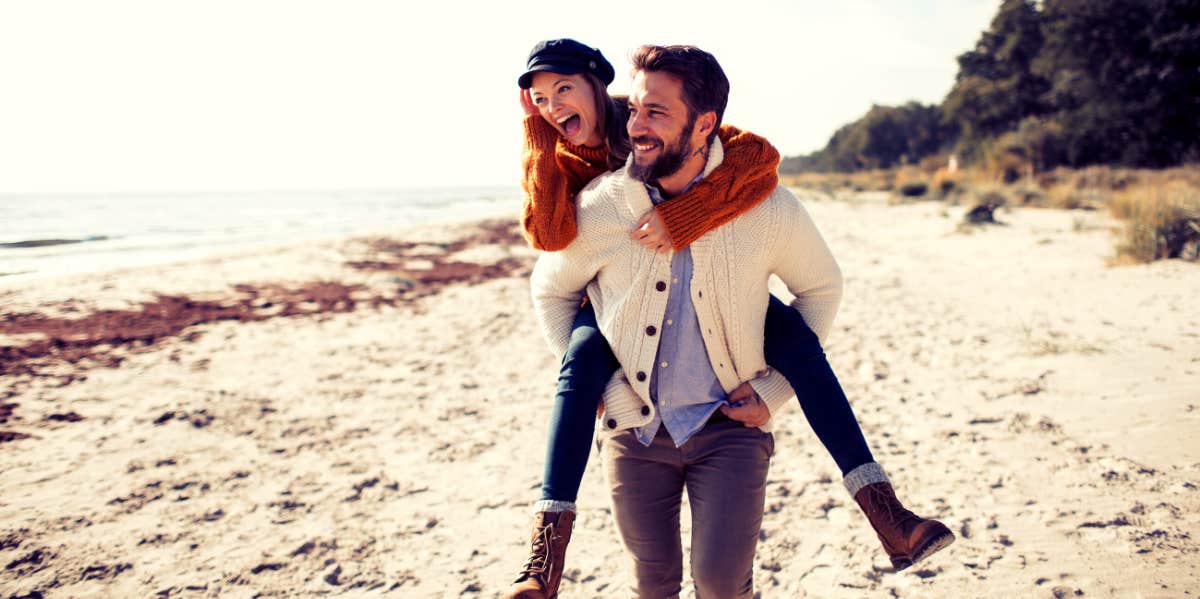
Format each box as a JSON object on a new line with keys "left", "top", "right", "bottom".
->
{"left": 627, "top": 70, "right": 698, "bottom": 184}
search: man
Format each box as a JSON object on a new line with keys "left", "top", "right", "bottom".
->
{"left": 530, "top": 44, "right": 843, "bottom": 598}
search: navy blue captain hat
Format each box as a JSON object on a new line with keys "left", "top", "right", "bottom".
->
{"left": 518, "top": 38, "right": 615, "bottom": 89}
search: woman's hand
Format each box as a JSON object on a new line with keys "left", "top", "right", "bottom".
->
{"left": 720, "top": 382, "right": 770, "bottom": 428}
{"left": 631, "top": 209, "right": 672, "bottom": 253}
{"left": 520, "top": 88, "right": 538, "bottom": 117}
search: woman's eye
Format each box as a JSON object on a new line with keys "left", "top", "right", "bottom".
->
{"left": 558, "top": 85, "right": 571, "bottom": 94}
{"left": 533, "top": 97, "right": 545, "bottom": 105}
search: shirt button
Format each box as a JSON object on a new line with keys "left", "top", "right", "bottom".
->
{"left": 660, "top": 361, "right": 669, "bottom": 369}
{"left": 656, "top": 281, "right": 666, "bottom": 292}
{"left": 606, "top": 418, "right": 617, "bottom": 429}
{"left": 636, "top": 371, "right": 646, "bottom": 382}
{"left": 640, "top": 406, "right": 650, "bottom": 416}
{"left": 666, "top": 319, "right": 673, "bottom": 326}
{"left": 646, "top": 325, "right": 657, "bottom": 336}
{"left": 673, "top": 278, "right": 679, "bottom": 284}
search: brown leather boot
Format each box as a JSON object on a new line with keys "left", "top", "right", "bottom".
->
{"left": 852, "top": 482, "right": 955, "bottom": 570}
{"left": 501, "top": 510, "right": 575, "bottom": 599}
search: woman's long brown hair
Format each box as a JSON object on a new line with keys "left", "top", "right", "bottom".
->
{"left": 582, "top": 72, "right": 631, "bottom": 171}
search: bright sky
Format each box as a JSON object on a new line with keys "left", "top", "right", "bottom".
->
{"left": 0, "top": 0, "right": 997, "bottom": 193}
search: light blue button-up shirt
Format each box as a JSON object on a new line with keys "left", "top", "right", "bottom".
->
{"left": 635, "top": 177, "right": 729, "bottom": 447}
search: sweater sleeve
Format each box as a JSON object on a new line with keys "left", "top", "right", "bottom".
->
{"left": 529, "top": 230, "right": 603, "bottom": 360}
{"left": 749, "top": 190, "right": 844, "bottom": 419}
{"left": 521, "top": 115, "right": 576, "bottom": 252}
{"left": 770, "top": 191, "right": 843, "bottom": 345}
{"left": 520, "top": 115, "right": 608, "bottom": 252}
{"left": 654, "top": 124, "right": 781, "bottom": 250}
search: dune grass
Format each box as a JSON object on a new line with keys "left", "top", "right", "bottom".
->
{"left": 782, "top": 164, "right": 1200, "bottom": 263}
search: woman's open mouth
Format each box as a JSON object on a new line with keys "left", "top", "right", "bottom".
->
{"left": 557, "top": 114, "right": 582, "bottom": 138}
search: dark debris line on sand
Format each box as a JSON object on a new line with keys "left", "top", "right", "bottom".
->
{"left": 0, "top": 220, "right": 531, "bottom": 441}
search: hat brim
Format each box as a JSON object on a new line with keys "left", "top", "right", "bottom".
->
{"left": 518, "top": 63, "right": 586, "bottom": 89}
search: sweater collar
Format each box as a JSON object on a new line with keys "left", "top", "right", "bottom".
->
{"left": 622, "top": 138, "right": 725, "bottom": 221}
{"left": 559, "top": 138, "right": 608, "bottom": 163}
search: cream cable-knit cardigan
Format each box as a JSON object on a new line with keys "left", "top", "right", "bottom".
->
{"left": 530, "top": 139, "right": 843, "bottom": 433}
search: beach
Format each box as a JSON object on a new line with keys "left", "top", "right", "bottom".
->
{"left": 1, "top": 193, "right": 1198, "bottom": 598}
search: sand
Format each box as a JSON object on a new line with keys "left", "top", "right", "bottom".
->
{"left": 1, "top": 194, "right": 1197, "bottom": 598}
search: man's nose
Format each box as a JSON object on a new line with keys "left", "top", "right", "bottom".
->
{"left": 628, "top": 111, "right": 646, "bottom": 135}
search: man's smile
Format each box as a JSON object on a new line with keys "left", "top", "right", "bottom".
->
{"left": 632, "top": 136, "right": 663, "bottom": 156}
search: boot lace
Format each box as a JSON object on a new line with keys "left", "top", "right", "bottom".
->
{"left": 864, "top": 484, "right": 919, "bottom": 528}
{"left": 517, "top": 521, "right": 557, "bottom": 581}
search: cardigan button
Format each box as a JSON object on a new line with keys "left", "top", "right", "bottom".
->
{"left": 606, "top": 418, "right": 617, "bottom": 429}
{"left": 636, "top": 371, "right": 646, "bottom": 382}
{"left": 646, "top": 325, "right": 657, "bottom": 336}
{"left": 641, "top": 406, "right": 650, "bottom": 416}
{"left": 655, "top": 281, "right": 666, "bottom": 292}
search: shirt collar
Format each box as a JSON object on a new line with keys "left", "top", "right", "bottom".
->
{"left": 646, "top": 171, "right": 705, "bottom": 205}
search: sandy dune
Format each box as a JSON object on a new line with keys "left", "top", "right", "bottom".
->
{"left": 1, "top": 194, "right": 1197, "bottom": 598}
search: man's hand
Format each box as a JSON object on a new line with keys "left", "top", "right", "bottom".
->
{"left": 520, "top": 88, "right": 538, "bottom": 117}
{"left": 631, "top": 209, "right": 672, "bottom": 253}
{"left": 720, "top": 382, "right": 770, "bottom": 427}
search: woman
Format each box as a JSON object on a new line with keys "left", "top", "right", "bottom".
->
{"left": 504, "top": 39, "right": 953, "bottom": 599}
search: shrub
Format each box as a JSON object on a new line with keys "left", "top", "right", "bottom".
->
{"left": 978, "top": 138, "right": 1031, "bottom": 184}
{"left": 1113, "top": 181, "right": 1200, "bottom": 261}
{"left": 893, "top": 168, "right": 928, "bottom": 198}
{"left": 1012, "top": 185, "right": 1046, "bottom": 205}
{"left": 918, "top": 153, "right": 951, "bottom": 174}
{"left": 1045, "top": 184, "right": 1105, "bottom": 210}
{"left": 932, "top": 167, "right": 962, "bottom": 197}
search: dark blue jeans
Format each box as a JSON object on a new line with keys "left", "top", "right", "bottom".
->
{"left": 539, "top": 296, "right": 875, "bottom": 503}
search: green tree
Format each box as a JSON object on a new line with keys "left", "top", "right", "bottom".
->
{"left": 942, "top": 0, "right": 1049, "bottom": 151}
{"left": 1036, "top": 0, "right": 1200, "bottom": 166}
{"left": 780, "top": 0, "right": 1200, "bottom": 173}
{"left": 783, "top": 103, "right": 950, "bottom": 173}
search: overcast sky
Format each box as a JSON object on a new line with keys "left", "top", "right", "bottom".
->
{"left": 0, "top": 0, "right": 997, "bottom": 193}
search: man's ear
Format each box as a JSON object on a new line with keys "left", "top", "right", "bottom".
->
{"left": 695, "top": 111, "right": 717, "bottom": 140}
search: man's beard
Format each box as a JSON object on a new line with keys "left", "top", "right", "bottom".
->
{"left": 629, "top": 118, "right": 696, "bottom": 185}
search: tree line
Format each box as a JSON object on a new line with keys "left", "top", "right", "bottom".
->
{"left": 781, "top": 0, "right": 1200, "bottom": 174}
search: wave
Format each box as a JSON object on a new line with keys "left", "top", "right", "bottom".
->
{"left": 0, "top": 236, "right": 111, "bottom": 249}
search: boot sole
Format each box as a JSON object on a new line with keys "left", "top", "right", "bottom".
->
{"left": 909, "top": 530, "right": 956, "bottom": 568}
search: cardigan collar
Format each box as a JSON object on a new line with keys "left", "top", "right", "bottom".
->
{"left": 621, "top": 138, "right": 726, "bottom": 221}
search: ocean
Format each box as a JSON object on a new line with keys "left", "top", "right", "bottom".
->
{"left": 0, "top": 186, "right": 520, "bottom": 280}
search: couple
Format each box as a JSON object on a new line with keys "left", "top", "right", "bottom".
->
{"left": 505, "top": 40, "right": 954, "bottom": 598}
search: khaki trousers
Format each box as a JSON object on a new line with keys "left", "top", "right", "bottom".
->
{"left": 599, "top": 415, "right": 775, "bottom": 599}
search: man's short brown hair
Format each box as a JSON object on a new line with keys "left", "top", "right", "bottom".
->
{"left": 631, "top": 45, "right": 730, "bottom": 146}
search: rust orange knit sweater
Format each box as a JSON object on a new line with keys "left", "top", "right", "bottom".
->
{"left": 521, "top": 115, "right": 781, "bottom": 252}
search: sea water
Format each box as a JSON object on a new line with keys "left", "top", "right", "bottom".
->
{"left": 0, "top": 186, "right": 520, "bottom": 280}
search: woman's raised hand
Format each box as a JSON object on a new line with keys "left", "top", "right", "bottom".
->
{"left": 631, "top": 209, "right": 672, "bottom": 253}
{"left": 520, "top": 88, "right": 538, "bottom": 117}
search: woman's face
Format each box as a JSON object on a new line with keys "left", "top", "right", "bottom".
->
{"left": 529, "top": 71, "right": 604, "bottom": 148}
